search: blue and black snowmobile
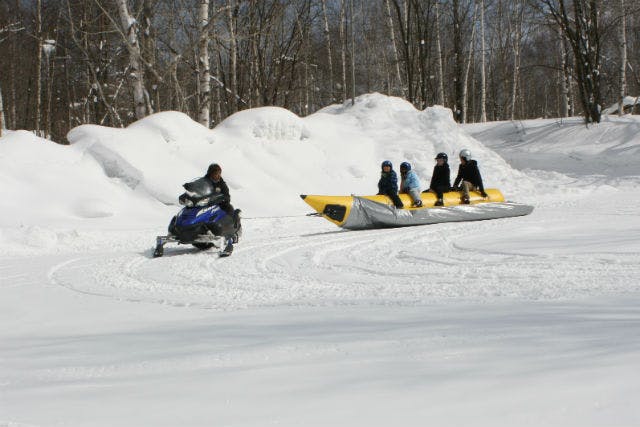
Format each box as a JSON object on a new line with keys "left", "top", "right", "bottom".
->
{"left": 153, "top": 177, "right": 241, "bottom": 258}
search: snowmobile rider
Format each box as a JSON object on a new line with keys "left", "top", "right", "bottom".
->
{"left": 205, "top": 163, "right": 234, "bottom": 215}
{"left": 377, "top": 160, "right": 404, "bottom": 208}
{"left": 452, "top": 149, "right": 488, "bottom": 204}
{"left": 399, "top": 162, "right": 423, "bottom": 207}
{"left": 424, "top": 152, "right": 451, "bottom": 206}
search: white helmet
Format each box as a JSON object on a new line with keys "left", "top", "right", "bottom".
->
{"left": 459, "top": 149, "right": 472, "bottom": 161}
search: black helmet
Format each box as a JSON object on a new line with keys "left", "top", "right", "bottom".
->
{"left": 400, "top": 161, "right": 411, "bottom": 171}
{"left": 435, "top": 152, "right": 448, "bottom": 162}
{"left": 207, "top": 163, "right": 222, "bottom": 175}
{"left": 381, "top": 160, "right": 392, "bottom": 169}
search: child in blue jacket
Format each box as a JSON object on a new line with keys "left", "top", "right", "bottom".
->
{"left": 399, "top": 162, "right": 423, "bottom": 207}
{"left": 377, "top": 160, "right": 404, "bottom": 208}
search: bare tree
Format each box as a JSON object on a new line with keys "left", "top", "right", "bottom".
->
{"left": 452, "top": 0, "right": 473, "bottom": 122}
{"left": 385, "top": 0, "right": 403, "bottom": 96}
{"left": 115, "top": 0, "right": 148, "bottom": 120}
{"left": 558, "top": 27, "right": 570, "bottom": 117}
{"left": 226, "top": 0, "right": 238, "bottom": 114}
{"left": 0, "top": 83, "right": 4, "bottom": 137}
{"left": 350, "top": 0, "right": 355, "bottom": 105}
{"left": 462, "top": 4, "right": 478, "bottom": 123}
{"left": 320, "top": 0, "right": 335, "bottom": 102}
{"left": 542, "top": 0, "right": 603, "bottom": 123}
{"left": 435, "top": 0, "right": 446, "bottom": 105}
{"left": 509, "top": 0, "right": 524, "bottom": 121}
{"left": 479, "top": 0, "right": 487, "bottom": 122}
{"left": 197, "top": 0, "right": 211, "bottom": 127}
{"left": 618, "top": 0, "right": 627, "bottom": 116}
{"left": 339, "top": 0, "right": 348, "bottom": 102}
{"left": 35, "top": 0, "right": 43, "bottom": 132}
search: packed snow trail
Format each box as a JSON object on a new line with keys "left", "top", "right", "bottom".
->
{"left": 48, "top": 187, "right": 640, "bottom": 310}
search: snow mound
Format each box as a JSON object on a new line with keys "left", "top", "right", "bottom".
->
{"left": 464, "top": 115, "right": 640, "bottom": 179}
{"left": 0, "top": 93, "right": 591, "bottom": 227}
{"left": 0, "top": 130, "right": 151, "bottom": 226}
{"left": 218, "top": 107, "right": 309, "bottom": 141}
{"left": 602, "top": 96, "right": 639, "bottom": 115}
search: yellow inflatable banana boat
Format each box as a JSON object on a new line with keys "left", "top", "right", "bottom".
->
{"left": 301, "top": 189, "right": 533, "bottom": 230}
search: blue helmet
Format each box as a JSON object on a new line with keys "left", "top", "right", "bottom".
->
{"left": 435, "top": 152, "right": 448, "bottom": 162}
{"left": 400, "top": 161, "right": 411, "bottom": 171}
{"left": 381, "top": 160, "right": 392, "bottom": 169}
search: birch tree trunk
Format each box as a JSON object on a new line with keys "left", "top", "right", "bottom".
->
{"left": 618, "top": 0, "right": 627, "bottom": 116}
{"left": 509, "top": 1, "right": 523, "bottom": 121}
{"left": 384, "top": 0, "right": 403, "bottom": 96}
{"left": 35, "top": 0, "right": 42, "bottom": 132}
{"left": 227, "top": 0, "right": 238, "bottom": 113}
{"left": 142, "top": 0, "right": 157, "bottom": 112}
{"left": 197, "top": 0, "right": 211, "bottom": 127}
{"left": 115, "top": 0, "right": 147, "bottom": 120}
{"left": 248, "top": 1, "right": 259, "bottom": 108}
{"left": 462, "top": 5, "right": 478, "bottom": 124}
{"left": 350, "top": 0, "right": 355, "bottom": 105}
{"left": 10, "top": 0, "right": 18, "bottom": 128}
{"left": 0, "top": 84, "right": 5, "bottom": 137}
{"left": 480, "top": 0, "right": 487, "bottom": 122}
{"left": 435, "top": 0, "right": 445, "bottom": 106}
{"left": 558, "top": 28, "right": 569, "bottom": 118}
{"left": 452, "top": 0, "right": 464, "bottom": 122}
{"left": 321, "top": 0, "right": 335, "bottom": 102}
{"left": 339, "top": 0, "right": 347, "bottom": 102}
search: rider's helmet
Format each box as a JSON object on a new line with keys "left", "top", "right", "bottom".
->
{"left": 459, "top": 149, "right": 472, "bottom": 161}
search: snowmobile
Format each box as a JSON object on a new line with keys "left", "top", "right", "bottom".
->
{"left": 153, "top": 177, "right": 241, "bottom": 258}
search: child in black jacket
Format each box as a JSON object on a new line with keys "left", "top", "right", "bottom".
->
{"left": 424, "top": 152, "right": 451, "bottom": 206}
{"left": 453, "top": 149, "right": 488, "bottom": 204}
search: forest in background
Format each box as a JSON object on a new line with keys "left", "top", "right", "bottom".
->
{"left": 0, "top": 0, "right": 639, "bottom": 142}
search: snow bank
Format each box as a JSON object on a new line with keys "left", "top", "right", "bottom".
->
{"left": 602, "top": 95, "right": 639, "bottom": 114}
{"left": 0, "top": 130, "right": 167, "bottom": 227}
{"left": 464, "top": 115, "right": 640, "bottom": 179}
{"left": 0, "top": 93, "right": 587, "bottom": 228}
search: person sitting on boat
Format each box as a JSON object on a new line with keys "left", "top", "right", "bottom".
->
{"left": 399, "top": 162, "right": 423, "bottom": 207}
{"left": 424, "top": 152, "right": 451, "bottom": 206}
{"left": 452, "top": 149, "right": 488, "bottom": 204}
{"left": 377, "top": 160, "right": 404, "bottom": 208}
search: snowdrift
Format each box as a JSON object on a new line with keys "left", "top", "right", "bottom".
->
{"left": 1, "top": 93, "right": 539, "bottom": 227}
{"left": 464, "top": 115, "right": 640, "bottom": 178}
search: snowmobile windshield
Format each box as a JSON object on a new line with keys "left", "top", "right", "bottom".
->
{"left": 183, "top": 177, "right": 214, "bottom": 198}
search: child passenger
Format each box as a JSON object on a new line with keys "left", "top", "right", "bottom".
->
{"left": 425, "top": 152, "right": 451, "bottom": 206}
{"left": 377, "top": 160, "right": 404, "bottom": 208}
{"left": 399, "top": 162, "right": 423, "bottom": 207}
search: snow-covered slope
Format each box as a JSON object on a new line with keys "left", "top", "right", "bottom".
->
{"left": 2, "top": 93, "right": 539, "bottom": 227}
{"left": 464, "top": 115, "right": 640, "bottom": 179}
{"left": 2, "top": 98, "right": 640, "bottom": 427}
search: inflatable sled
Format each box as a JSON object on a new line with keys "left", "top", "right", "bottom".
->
{"left": 301, "top": 189, "right": 533, "bottom": 230}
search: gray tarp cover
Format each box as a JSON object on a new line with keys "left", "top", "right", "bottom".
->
{"left": 342, "top": 197, "right": 534, "bottom": 230}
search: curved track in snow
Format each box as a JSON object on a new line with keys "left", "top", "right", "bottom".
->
{"left": 49, "top": 197, "right": 640, "bottom": 310}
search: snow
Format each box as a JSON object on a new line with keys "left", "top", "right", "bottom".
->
{"left": 464, "top": 115, "right": 640, "bottom": 178}
{"left": 42, "top": 39, "right": 56, "bottom": 57}
{"left": 1, "top": 95, "right": 640, "bottom": 426}
{"left": 602, "top": 95, "right": 639, "bottom": 114}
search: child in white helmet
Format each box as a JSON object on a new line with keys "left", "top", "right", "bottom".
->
{"left": 453, "top": 149, "right": 488, "bottom": 204}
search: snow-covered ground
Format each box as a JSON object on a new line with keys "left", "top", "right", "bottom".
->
{"left": 1, "top": 95, "right": 639, "bottom": 426}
